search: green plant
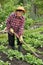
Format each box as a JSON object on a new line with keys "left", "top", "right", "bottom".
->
{"left": 7, "top": 49, "right": 24, "bottom": 60}
{"left": 0, "top": 60, "right": 10, "bottom": 65}
{"left": 24, "top": 53, "right": 43, "bottom": 65}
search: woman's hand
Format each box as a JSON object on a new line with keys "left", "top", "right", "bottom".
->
{"left": 19, "top": 35, "right": 23, "bottom": 42}
{"left": 10, "top": 28, "right": 14, "bottom": 34}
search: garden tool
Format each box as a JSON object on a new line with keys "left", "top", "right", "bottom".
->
{"left": 0, "top": 28, "right": 39, "bottom": 58}
{"left": 10, "top": 28, "right": 39, "bottom": 58}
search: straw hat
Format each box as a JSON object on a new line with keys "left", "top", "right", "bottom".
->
{"left": 16, "top": 6, "right": 25, "bottom": 13}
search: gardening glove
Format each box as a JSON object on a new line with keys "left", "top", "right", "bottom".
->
{"left": 19, "top": 35, "right": 23, "bottom": 42}
{"left": 10, "top": 28, "right": 14, "bottom": 34}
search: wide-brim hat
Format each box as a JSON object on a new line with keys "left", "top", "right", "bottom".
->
{"left": 16, "top": 6, "right": 25, "bottom": 13}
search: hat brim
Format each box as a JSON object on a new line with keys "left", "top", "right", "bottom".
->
{"left": 16, "top": 9, "right": 25, "bottom": 13}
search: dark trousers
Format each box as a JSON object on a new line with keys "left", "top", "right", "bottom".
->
{"left": 8, "top": 33, "right": 22, "bottom": 47}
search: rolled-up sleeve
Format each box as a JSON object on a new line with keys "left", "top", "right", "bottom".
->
{"left": 18, "top": 17, "right": 25, "bottom": 37}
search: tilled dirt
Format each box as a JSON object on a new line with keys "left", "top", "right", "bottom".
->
{"left": 37, "top": 47, "right": 43, "bottom": 61}
{"left": 0, "top": 52, "right": 30, "bottom": 65}
{"left": 0, "top": 45, "right": 43, "bottom": 65}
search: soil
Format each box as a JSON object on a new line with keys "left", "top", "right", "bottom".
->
{"left": 0, "top": 52, "right": 30, "bottom": 65}
{"left": 0, "top": 44, "right": 43, "bottom": 65}
{"left": 37, "top": 47, "right": 43, "bottom": 52}
{"left": 37, "top": 47, "right": 43, "bottom": 61}
{"left": 0, "top": 46, "right": 43, "bottom": 65}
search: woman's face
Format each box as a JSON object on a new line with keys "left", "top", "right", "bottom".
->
{"left": 16, "top": 10, "right": 23, "bottom": 17}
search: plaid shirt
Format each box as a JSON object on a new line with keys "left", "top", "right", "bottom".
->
{"left": 6, "top": 12, "right": 25, "bottom": 37}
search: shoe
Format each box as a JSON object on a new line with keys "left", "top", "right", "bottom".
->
{"left": 12, "top": 46, "right": 15, "bottom": 50}
{"left": 18, "top": 45, "right": 22, "bottom": 52}
{"left": 8, "top": 45, "right": 15, "bottom": 50}
{"left": 7, "top": 45, "right": 12, "bottom": 49}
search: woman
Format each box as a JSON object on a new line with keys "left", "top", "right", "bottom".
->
{"left": 6, "top": 6, "right": 25, "bottom": 51}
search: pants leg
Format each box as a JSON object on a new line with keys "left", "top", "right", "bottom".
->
{"left": 17, "top": 37, "right": 22, "bottom": 51}
{"left": 8, "top": 33, "right": 15, "bottom": 47}
{"left": 17, "top": 37, "right": 22, "bottom": 46}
